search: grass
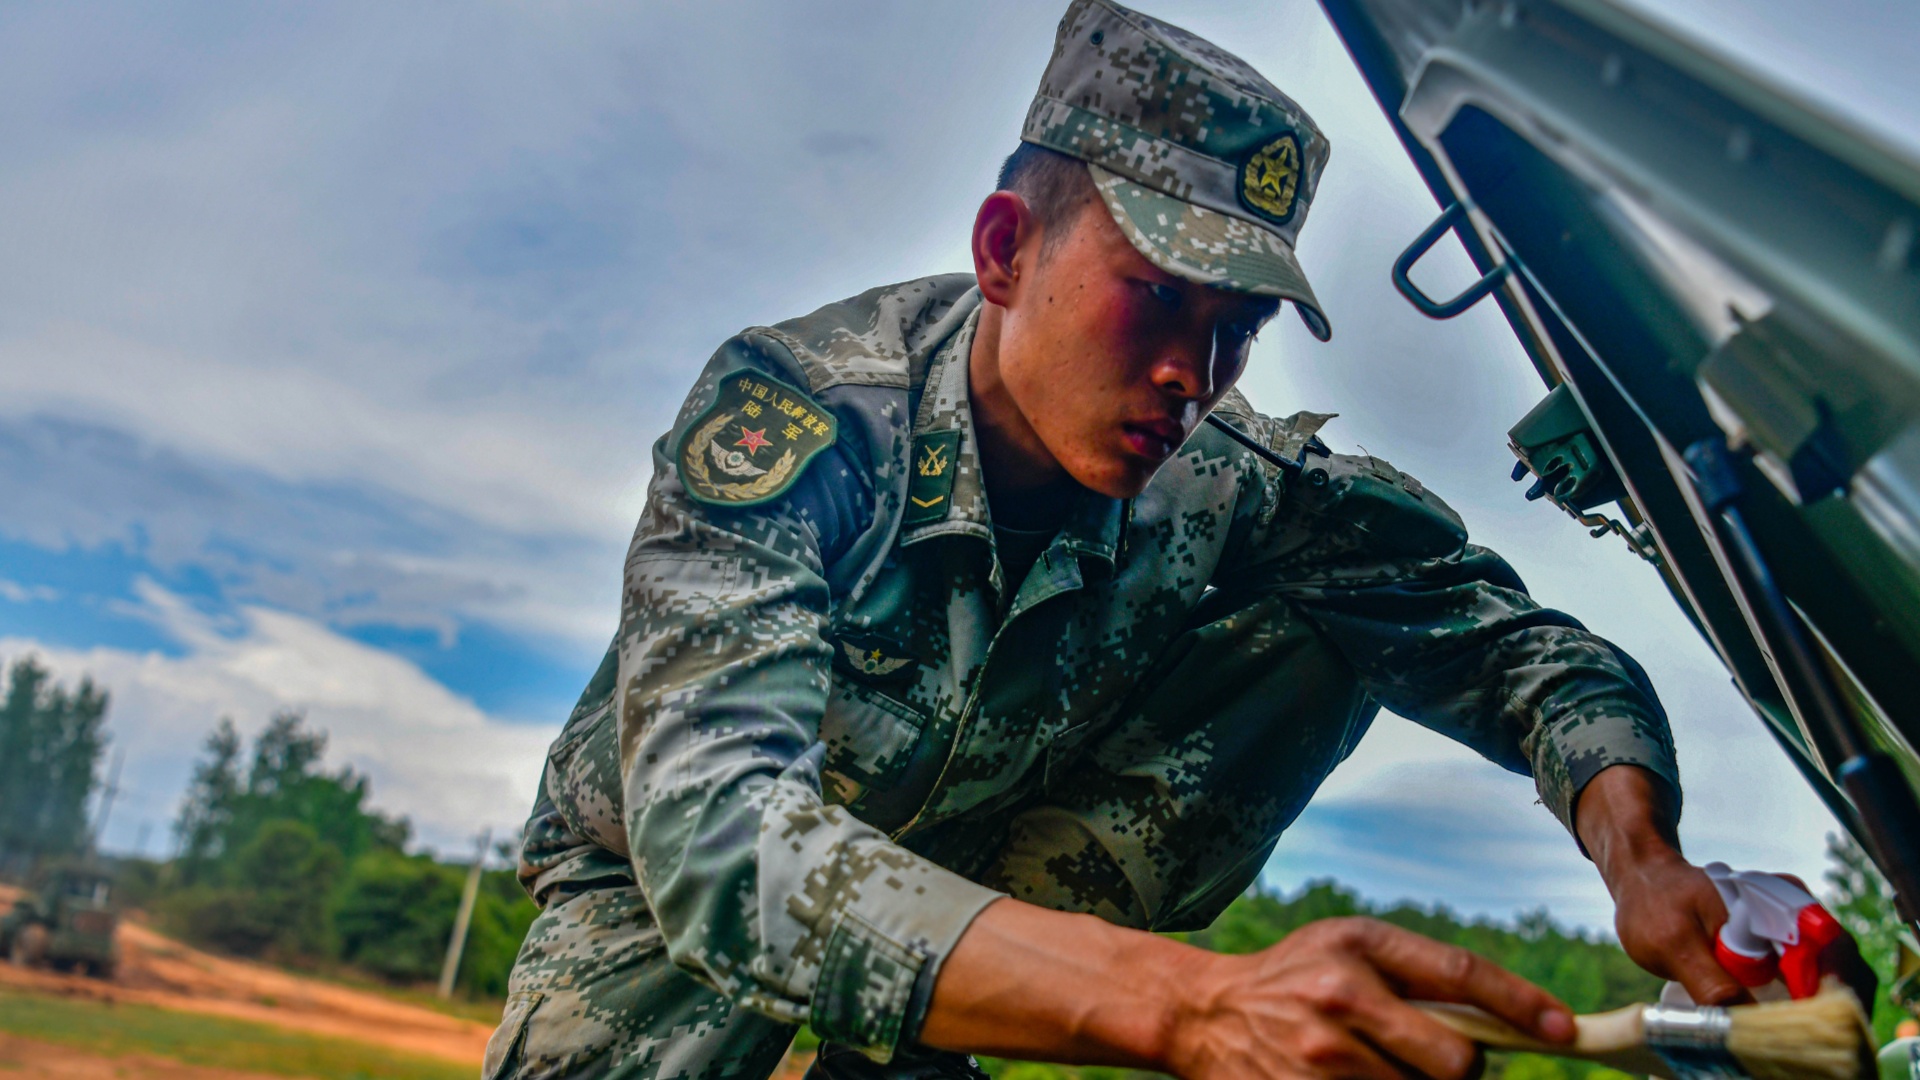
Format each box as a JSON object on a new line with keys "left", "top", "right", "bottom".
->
{"left": 0, "top": 986, "right": 474, "bottom": 1080}
{"left": 296, "top": 965, "right": 508, "bottom": 1026}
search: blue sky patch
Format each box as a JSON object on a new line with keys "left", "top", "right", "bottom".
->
{"left": 347, "top": 620, "right": 600, "bottom": 725}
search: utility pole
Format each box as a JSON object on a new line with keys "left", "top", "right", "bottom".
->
{"left": 437, "top": 828, "right": 491, "bottom": 1000}
{"left": 90, "top": 747, "right": 125, "bottom": 859}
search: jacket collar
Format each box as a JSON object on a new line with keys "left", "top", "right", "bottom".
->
{"left": 899, "top": 300, "right": 1129, "bottom": 569}
{"left": 901, "top": 305, "right": 992, "bottom": 544}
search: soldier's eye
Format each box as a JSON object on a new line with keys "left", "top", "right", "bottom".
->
{"left": 1217, "top": 321, "right": 1259, "bottom": 355}
{"left": 1143, "top": 281, "right": 1183, "bottom": 310}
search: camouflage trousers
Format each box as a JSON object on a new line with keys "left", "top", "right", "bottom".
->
{"left": 486, "top": 592, "right": 1377, "bottom": 1080}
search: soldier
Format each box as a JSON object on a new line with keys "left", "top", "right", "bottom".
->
{"left": 486, "top": 3, "right": 1839, "bottom": 1078}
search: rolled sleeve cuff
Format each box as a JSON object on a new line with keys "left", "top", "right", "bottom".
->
{"left": 1533, "top": 702, "right": 1681, "bottom": 847}
{"left": 806, "top": 862, "right": 1001, "bottom": 1062}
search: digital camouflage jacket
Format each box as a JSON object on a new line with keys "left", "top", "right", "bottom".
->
{"left": 513, "top": 274, "right": 1679, "bottom": 1062}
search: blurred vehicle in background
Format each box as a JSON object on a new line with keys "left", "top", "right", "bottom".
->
{"left": 2, "top": 864, "right": 120, "bottom": 979}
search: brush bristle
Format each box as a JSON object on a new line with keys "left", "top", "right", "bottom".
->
{"left": 1726, "top": 985, "right": 1874, "bottom": 1080}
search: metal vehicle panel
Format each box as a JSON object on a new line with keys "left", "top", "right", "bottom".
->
{"left": 1320, "top": 0, "right": 1920, "bottom": 911}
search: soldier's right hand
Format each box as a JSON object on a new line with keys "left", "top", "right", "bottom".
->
{"left": 1163, "top": 916, "right": 1575, "bottom": 1080}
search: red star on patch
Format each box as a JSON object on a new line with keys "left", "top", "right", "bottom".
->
{"left": 734, "top": 426, "right": 772, "bottom": 454}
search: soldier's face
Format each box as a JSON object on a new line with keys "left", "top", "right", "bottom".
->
{"left": 979, "top": 196, "right": 1279, "bottom": 498}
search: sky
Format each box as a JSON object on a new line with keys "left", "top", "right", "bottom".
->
{"left": 2, "top": 0, "right": 1913, "bottom": 930}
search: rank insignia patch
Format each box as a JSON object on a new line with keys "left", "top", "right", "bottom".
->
{"left": 1239, "top": 132, "right": 1302, "bottom": 226}
{"left": 904, "top": 430, "right": 961, "bottom": 527}
{"left": 677, "top": 369, "right": 837, "bottom": 506}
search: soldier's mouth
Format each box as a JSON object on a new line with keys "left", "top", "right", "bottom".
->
{"left": 1121, "top": 419, "right": 1185, "bottom": 460}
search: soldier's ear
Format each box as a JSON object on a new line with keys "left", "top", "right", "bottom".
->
{"left": 973, "top": 191, "right": 1036, "bottom": 307}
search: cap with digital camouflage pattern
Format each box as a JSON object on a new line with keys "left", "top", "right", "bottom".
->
{"left": 1022, "top": 0, "right": 1335, "bottom": 340}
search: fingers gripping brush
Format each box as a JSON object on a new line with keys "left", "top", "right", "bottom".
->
{"left": 1417, "top": 984, "right": 1874, "bottom": 1080}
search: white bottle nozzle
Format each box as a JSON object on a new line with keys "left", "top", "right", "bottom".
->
{"left": 1703, "top": 861, "right": 1816, "bottom": 954}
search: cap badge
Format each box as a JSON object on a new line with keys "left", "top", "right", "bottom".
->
{"left": 1240, "top": 132, "right": 1302, "bottom": 225}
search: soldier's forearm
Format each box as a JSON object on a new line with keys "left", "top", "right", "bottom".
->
{"left": 1572, "top": 762, "right": 1683, "bottom": 888}
{"left": 921, "top": 897, "right": 1579, "bottom": 1077}
{"left": 917, "top": 897, "right": 1196, "bottom": 1067}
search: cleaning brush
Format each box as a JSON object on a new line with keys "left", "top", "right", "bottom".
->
{"left": 1416, "top": 983, "right": 1874, "bottom": 1080}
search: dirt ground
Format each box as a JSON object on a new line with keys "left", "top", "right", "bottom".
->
{"left": 0, "top": 884, "right": 818, "bottom": 1080}
{"left": 0, "top": 884, "right": 491, "bottom": 1066}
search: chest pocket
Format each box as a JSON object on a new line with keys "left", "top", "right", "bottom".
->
{"left": 819, "top": 635, "right": 930, "bottom": 830}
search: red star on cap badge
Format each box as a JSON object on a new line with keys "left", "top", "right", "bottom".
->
{"left": 735, "top": 426, "right": 772, "bottom": 454}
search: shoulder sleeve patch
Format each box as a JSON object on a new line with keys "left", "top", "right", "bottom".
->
{"left": 676, "top": 369, "right": 839, "bottom": 507}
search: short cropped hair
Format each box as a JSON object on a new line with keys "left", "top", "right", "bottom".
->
{"left": 996, "top": 142, "right": 1100, "bottom": 257}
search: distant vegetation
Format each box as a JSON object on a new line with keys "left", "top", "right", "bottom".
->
{"left": 0, "top": 657, "right": 109, "bottom": 878}
{"left": 0, "top": 652, "right": 531, "bottom": 999}
{"left": 1825, "top": 830, "right": 1907, "bottom": 1045}
{"left": 121, "top": 711, "right": 537, "bottom": 997}
{"left": 1, "top": 655, "right": 1911, "bottom": 1065}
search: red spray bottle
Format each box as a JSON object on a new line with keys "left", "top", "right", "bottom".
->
{"left": 1703, "top": 861, "right": 1847, "bottom": 1001}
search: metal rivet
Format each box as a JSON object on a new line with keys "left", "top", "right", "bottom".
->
{"left": 1307, "top": 468, "right": 1330, "bottom": 487}
{"left": 1089, "top": 29, "right": 1104, "bottom": 45}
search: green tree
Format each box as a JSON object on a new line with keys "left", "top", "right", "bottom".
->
{"left": 331, "top": 852, "right": 538, "bottom": 997}
{"left": 0, "top": 656, "right": 109, "bottom": 875}
{"left": 165, "top": 713, "right": 405, "bottom": 961}
{"left": 172, "top": 712, "right": 408, "bottom": 886}
{"left": 173, "top": 718, "right": 243, "bottom": 883}
{"left": 165, "top": 820, "right": 343, "bottom": 960}
{"left": 334, "top": 850, "right": 463, "bottom": 983}
{"left": 1824, "top": 831, "right": 1904, "bottom": 1044}
{"left": 458, "top": 869, "right": 540, "bottom": 997}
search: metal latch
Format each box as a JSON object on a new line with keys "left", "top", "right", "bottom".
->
{"left": 1392, "top": 201, "right": 1513, "bottom": 319}
{"left": 1509, "top": 384, "right": 1659, "bottom": 563}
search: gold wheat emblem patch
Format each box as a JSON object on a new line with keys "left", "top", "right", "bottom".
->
{"left": 1240, "top": 133, "right": 1301, "bottom": 224}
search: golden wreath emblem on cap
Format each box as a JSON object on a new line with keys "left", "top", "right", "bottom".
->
{"left": 1240, "top": 133, "right": 1302, "bottom": 224}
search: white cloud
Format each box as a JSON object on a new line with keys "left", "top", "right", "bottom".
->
{"left": 2, "top": 580, "right": 555, "bottom": 859}
{"left": 0, "top": 0, "right": 1871, "bottom": 924}
{"left": 0, "top": 579, "right": 59, "bottom": 603}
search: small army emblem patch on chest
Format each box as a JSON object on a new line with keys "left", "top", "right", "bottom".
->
{"left": 840, "top": 639, "right": 913, "bottom": 678}
{"left": 1239, "top": 132, "right": 1302, "bottom": 225}
{"left": 678, "top": 369, "right": 838, "bottom": 506}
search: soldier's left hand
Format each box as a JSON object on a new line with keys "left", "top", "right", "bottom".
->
{"left": 1578, "top": 765, "right": 1876, "bottom": 1008}
{"left": 1607, "top": 847, "right": 1743, "bottom": 1003}
{"left": 1609, "top": 853, "right": 1878, "bottom": 1009}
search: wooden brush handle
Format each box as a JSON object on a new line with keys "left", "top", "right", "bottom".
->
{"left": 1414, "top": 1002, "right": 1675, "bottom": 1079}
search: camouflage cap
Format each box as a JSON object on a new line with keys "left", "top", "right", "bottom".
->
{"left": 1022, "top": 0, "right": 1334, "bottom": 341}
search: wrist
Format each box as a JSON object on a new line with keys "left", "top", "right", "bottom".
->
{"left": 1148, "top": 940, "right": 1226, "bottom": 1071}
{"left": 1575, "top": 765, "right": 1682, "bottom": 889}
{"left": 920, "top": 900, "right": 1211, "bottom": 1067}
